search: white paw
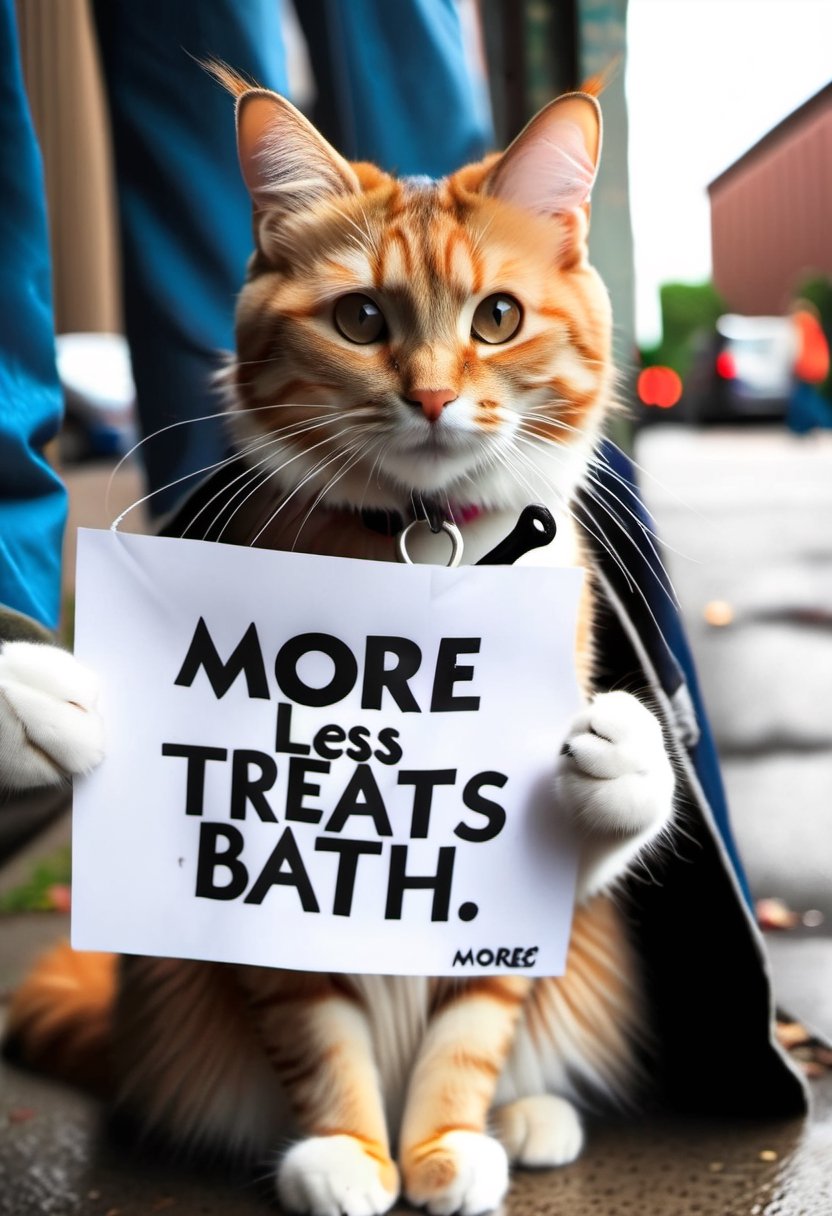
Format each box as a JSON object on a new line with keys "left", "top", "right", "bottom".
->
{"left": 0, "top": 641, "right": 105, "bottom": 791}
{"left": 556, "top": 691, "right": 673, "bottom": 837}
{"left": 277, "top": 1135, "right": 399, "bottom": 1216}
{"left": 404, "top": 1130, "right": 509, "bottom": 1215}
{"left": 493, "top": 1094, "right": 584, "bottom": 1168}
{"left": 555, "top": 692, "right": 674, "bottom": 898}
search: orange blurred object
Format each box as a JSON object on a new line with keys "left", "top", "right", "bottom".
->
{"left": 703, "top": 599, "right": 734, "bottom": 627}
{"left": 792, "top": 308, "right": 830, "bottom": 384}
{"left": 637, "top": 365, "right": 682, "bottom": 409}
{"left": 756, "top": 897, "right": 800, "bottom": 930}
{"left": 47, "top": 884, "right": 72, "bottom": 913}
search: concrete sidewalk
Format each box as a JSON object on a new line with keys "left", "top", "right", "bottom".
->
{"left": 637, "top": 425, "right": 832, "bottom": 1043}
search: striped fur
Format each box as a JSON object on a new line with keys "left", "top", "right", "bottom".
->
{"left": 8, "top": 84, "right": 670, "bottom": 1215}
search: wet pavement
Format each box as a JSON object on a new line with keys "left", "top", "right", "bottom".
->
{"left": 3, "top": 434, "right": 832, "bottom": 1213}
{"left": 3, "top": 1065, "right": 830, "bottom": 1216}
{"left": 2, "top": 899, "right": 831, "bottom": 1216}
{"left": 2, "top": 918, "right": 831, "bottom": 1216}
{"left": 636, "top": 425, "right": 832, "bottom": 1044}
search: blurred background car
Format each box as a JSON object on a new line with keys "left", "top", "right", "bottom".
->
{"left": 684, "top": 314, "right": 795, "bottom": 424}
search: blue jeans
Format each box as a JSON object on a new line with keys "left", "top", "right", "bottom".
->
{"left": 0, "top": 0, "right": 65, "bottom": 629}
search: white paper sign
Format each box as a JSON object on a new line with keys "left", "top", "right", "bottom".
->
{"left": 72, "top": 529, "right": 584, "bottom": 977}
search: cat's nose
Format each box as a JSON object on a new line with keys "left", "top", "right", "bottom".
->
{"left": 403, "top": 388, "right": 457, "bottom": 422}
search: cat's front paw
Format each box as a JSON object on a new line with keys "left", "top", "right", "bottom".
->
{"left": 0, "top": 642, "right": 105, "bottom": 791}
{"left": 555, "top": 691, "right": 674, "bottom": 897}
{"left": 277, "top": 1135, "right": 399, "bottom": 1216}
{"left": 403, "top": 1130, "right": 509, "bottom": 1215}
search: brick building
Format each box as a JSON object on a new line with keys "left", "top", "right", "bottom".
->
{"left": 708, "top": 82, "right": 832, "bottom": 315}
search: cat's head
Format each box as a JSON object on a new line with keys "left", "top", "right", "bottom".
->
{"left": 222, "top": 72, "right": 613, "bottom": 518}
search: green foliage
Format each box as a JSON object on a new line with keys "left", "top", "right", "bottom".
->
{"left": 60, "top": 593, "right": 75, "bottom": 649}
{"left": 0, "top": 846, "right": 71, "bottom": 913}
{"left": 795, "top": 274, "right": 832, "bottom": 326}
{"left": 640, "top": 281, "right": 726, "bottom": 378}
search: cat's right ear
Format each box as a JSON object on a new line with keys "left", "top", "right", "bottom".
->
{"left": 236, "top": 91, "right": 359, "bottom": 211}
{"left": 232, "top": 89, "right": 360, "bottom": 260}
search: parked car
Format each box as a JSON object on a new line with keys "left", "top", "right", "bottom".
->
{"left": 684, "top": 314, "right": 795, "bottom": 424}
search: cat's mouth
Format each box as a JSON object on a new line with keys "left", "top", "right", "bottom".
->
{"left": 401, "top": 429, "right": 460, "bottom": 455}
{"left": 394, "top": 410, "right": 485, "bottom": 456}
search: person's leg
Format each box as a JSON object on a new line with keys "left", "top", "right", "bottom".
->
{"left": 300, "top": 0, "right": 494, "bottom": 175}
{"left": 0, "top": 0, "right": 66, "bottom": 628}
{"left": 92, "top": 1, "right": 289, "bottom": 515}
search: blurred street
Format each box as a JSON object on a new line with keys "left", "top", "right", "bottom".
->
{"left": 636, "top": 423, "right": 832, "bottom": 1040}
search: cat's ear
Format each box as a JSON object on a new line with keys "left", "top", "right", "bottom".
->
{"left": 485, "top": 93, "right": 601, "bottom": 220}
{"left": 236, "top": 90, "right": 360, "bottom": 213}
{"left": 231, "top": 89, "right": 361, "bottom": 264}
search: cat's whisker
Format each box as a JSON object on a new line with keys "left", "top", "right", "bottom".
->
{"left": 227, "top": 423, "right": 367, "bottom": 545}
{"left": 178, "top": 418, "right": 349, "bottom": 528}
{"left": 180, "top": 441, "right": 288, "bottom": 541}
{"left": 183, "top": 419, "right": 340, "bottom": 543}
{"left": 492, "top": 444, "right": 543, "bottom": 503}
{"left": 193, "top": 420, "right": 351, "bottom": 544}
{"left": 357, "top": 438, "right": 396, "bottom": 512}
{"left": 106, "top": 401, "right": 357, "bottom": 528}
{"left": 108, "top": 426, "right": 292, "bottom": 531}
{"left": 291, "top": 435, "right": 384, "bottom": 550}
{"left": 519, "top": 412, "right": 586, "bottom": 438}
{"left": 468, "top": 212, "right": 498, "bottom": 256}
{"left": 105, "top": 400, "right": 340, "bottom": 520}
{"left": 248, "top": 425, "right": 370, "bottom": 547}
{"left": 580, "top": 483, "right": 682, "bottom": 615}
{"left": 584, "top": 460, "right": 670, "bottom": 545}
{"left": 596, "top": 441, "right": 712, "bottom": 531}
{"left": 575, "top": 454, "right": 677, "bottom": 551}
{"left": 517, "top": 421, "right": 688, "bottom": 605}
{"left": 579, "top": 474, "right": 683, "bottom": 607}
{"left": 210, "top": 463, "right": 286, "bottom": 543}
{"left": 207, "top": 413, "right": 365, "bottom": 541}
{"left": 508, "top": 437, "right": 641, "bottom": 597}
{"left": 513, "top": 425, "right": 683, "bottom": 613}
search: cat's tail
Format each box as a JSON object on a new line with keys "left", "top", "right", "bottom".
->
{"left": 4, "top": 941, "right": 117, "bottom": 1097}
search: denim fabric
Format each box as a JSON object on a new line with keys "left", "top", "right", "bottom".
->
{"left": 300, "top": 0, "right": 494, "bottom": 174}
{"left": 0, "top": 0, "right": 65, "bottom": 629}
{"left": 91, "top": 0, "right": 492, "bottom": 516}
{"left": 91, "top": 0, "right": 291, "bottom": 516}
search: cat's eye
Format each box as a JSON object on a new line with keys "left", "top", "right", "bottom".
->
{"left": 333, "top": 294, "right": 387, "bottom": 344}
{"left": 471, "top": 294, "right": 522, "bottom": 344}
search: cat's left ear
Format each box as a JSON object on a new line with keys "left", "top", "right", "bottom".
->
{"left": 485, "top": 93, "right": 601, "bottom": 221}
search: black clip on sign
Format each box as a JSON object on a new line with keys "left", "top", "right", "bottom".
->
{"left": 475, "top": 504, "right": 556, "bottom": 566}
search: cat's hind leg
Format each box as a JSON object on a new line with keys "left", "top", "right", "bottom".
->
{"left": 556, "top": 690, "right": 675, "bottom": 900}
{"left": 491, "top": 1093, "right": 583, "bottom": 1168}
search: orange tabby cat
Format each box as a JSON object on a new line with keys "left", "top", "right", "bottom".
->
{"left": 8, "top": 74, "right": 675, "bottom": 1216}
